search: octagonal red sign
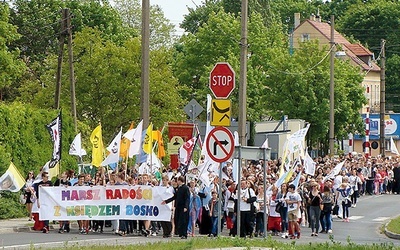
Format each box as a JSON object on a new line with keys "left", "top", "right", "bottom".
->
{"left": 209, "top": 62, "right": 235, "bottom": 98}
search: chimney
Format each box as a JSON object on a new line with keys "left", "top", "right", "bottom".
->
{"left": 310, "top": 14, "right": 315, "bottom": 21}
{"left": 294, "top": 13, "right": 300, "bottom": 29}
{"left": 316, "top": 9, "right": 321, "bottom": 22}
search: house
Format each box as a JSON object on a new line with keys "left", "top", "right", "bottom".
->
{"left": 291, "top": 13, "right": 399, "bottom": 157}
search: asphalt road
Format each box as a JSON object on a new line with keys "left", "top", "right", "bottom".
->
{"left": 0, "top": 194, "right": 399, "bottom": 249}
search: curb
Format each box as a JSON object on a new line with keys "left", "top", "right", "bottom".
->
{"left": 384, "top": 222, "right": 400, "bottom": 240}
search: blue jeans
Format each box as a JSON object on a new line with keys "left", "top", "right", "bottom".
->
{"left": 279, "top": 207, "right": 288, "bottom": 232}
{"left": 322, "top": 212, "right": 332, "bottom": 231}
{"left": 211, "top": 216, "right": 218, "bottom": 236}
{"left": 255, "top": 212, "right": 264, "bottom": 234}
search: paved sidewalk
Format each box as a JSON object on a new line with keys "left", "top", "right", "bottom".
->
{"left": 0, "top": 217, "right": 79, "bottom": 234}
{"left": 0, "top": 217, "right": 32, "bottom": 234}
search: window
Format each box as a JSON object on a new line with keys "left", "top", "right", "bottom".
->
{"left": 301, "top": 33, "right": 310, "bottom": 42}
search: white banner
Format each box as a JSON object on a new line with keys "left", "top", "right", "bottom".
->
{"left": 39, "top": 185, "right": 173, "bottom": 221}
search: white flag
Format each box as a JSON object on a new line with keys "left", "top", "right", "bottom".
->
{"left": 261, "top": 138, "right": 269, "bottom": 149}
{"left": 123, "top": 120, "right": 143, "bottom": 158}
{"left": 287, "top": 124, "right": 310, "bottom": 155}
{"left": 391, "top": 137, "right": 399, "bottom": 155}
{"left": 304, "top": 150, "right": 316, "bottom": 176}
{"left": 101, "top": 128, "right": 122, "bottom": 166}
{"left": 69, "top": 133, "right": 86, "bottom": 157}
{"left": 323, "top": 160, "right": 345, "bottom": 182}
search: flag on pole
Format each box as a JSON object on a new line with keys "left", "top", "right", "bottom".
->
{"left": 142, "top": 123, "right": 153, "bottom": 154}
{"left": 0, "top": 162, "right": 25, "bottom": 192}
{"left": 46, "top": 113, "right": 62, "bottom": 168}
{"left": 290, "top": 171, "right": 302, "bottom": 189}
{"left": 120, "top": 122, "right": 134, "bottom": 159}
{"left": 391, "top": 137, "right": 399, "bottom": 155}
{"left": 127, "top": 120, "right": 143, "bottom": 157}
{"left": 304, "top": 149, "right": 316, "bottom": 176}
{"left": 40, "top": 161, "right": 60, "bottom": 180}
{"left": 179, "top": 136, "right": 198, "bottom": 166}
{"left": 323, "top": 160, "right": 345, "bottom": 182}
{"left": 90, "top": 124, "right": 104, "bottom": 167}
{"left": 152, "top": 130, "right": 165, "bottom": 159}
{"left": 69, "top": 133, "right": 86, "bottom": 157}
{"left": 101, "top": 128, "right": 122, "bottom": 166}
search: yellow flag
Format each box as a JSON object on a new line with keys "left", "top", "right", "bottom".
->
{"left": 7, "top": 162, "right": 25, "bottom": 191}
{"left": 152, "top": 130, "right": 165, "bottom": 159}
{"left": 120, "top": 122, "right": 134, "bottom": 159}
{"left": 142, "top": 123, "right": 153, "bottom": 154}
{"left": 90, "top": 124, "right": 104, "bottom": 167}
{"left": 49, "top": 162, "right": 60, "bottom": 179}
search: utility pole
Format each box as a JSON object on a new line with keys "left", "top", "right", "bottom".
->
{"left": 141, "top": 0, "right": 150, "bottom": 128}
{"left": 380, "top": 39, "right": 386, "bottom": 156}
{"left": 55, "top": 9, "right": 67, "bottom": 110}
{"left": 66, "top": 9, "right": 77, "bottom": 133}
{"left": 329, "top": 15, "right": 335, "bottom": 156}
{"left": 238, "top": 0, "right": 248, "bottom": 146}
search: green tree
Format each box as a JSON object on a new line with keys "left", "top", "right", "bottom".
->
{"left": 0, "top": 3, "right": 25, "bottom": 101}
{"left": 386, "top": 55, "right": 400, "bottom": 113}
{"left": 19, "top": 27, "right": 185, "bottom": 140}
{"left": 112, "top": 0, "right": 175, "bottom": 49}
{"left": 263, "top": 40, "right": 365, "bottom": 152}
{"left": 175, "top": 9, "right": 288, "bottom": 121}
{"left": 0, "top": 102, "right": 78, "bottom": 175}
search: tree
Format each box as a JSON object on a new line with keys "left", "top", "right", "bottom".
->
{"left": 386, "top": 55, "right": 400, "bottom": 113}
{"left": 0, "top": 3, "right": 25, "bottom": 101}
{"left": 18, "top": 27, "right": 185, "bottom": 140}
{"left": 263, "top": 40, "right": 365, "bottom": 152}
{"left": 112, "top": 0, "right": 175, "bottom": 49}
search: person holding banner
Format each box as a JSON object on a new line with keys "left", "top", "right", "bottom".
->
{"left": 74, "top": 174, "right": 90, "bottom": 234}
{"left": 161, "top": 176, "right": 190, "bottom": 239}
{"left": 54, "top": 171, "right": 71, "bottom": 233}
{"left": 35, "top": 172, "right": 53, "bottom": 233}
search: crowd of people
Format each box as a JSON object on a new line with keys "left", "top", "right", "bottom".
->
{"left": 21, "top": 153, "right": 400, "bottom": 238}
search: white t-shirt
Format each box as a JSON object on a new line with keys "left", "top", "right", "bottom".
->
{"left": 285, "top": 191, "right": 302, "bottom": 212}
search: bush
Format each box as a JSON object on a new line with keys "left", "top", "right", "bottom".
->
{"left": 0, "top": 191, "right": 27, "bottom": 219}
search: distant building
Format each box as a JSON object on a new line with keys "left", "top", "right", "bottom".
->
{"left": 291, "top": 13, "right": 391, "bottom": 156}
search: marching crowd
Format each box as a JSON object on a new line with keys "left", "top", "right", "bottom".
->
{"left": 22, "top": 153, "right": 400, "bottom": 239}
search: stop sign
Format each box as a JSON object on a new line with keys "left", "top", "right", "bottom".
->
{"left": 209, "top": 62, "right": 235, "bottom": 98}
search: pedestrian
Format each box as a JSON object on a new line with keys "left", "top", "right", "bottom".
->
{"left": 307, "top": 181, "right": 322, "bottom": 236}
{"left": 24, "top": 171, "right": 36, "bottom": 221}
{"left": 320, "top": 186, "right": 334, "bottom": 234}
{"left": 35, "top": 172, "right": 53, "bottom": 233}
{"left": 277, "top": 183, "right": 289, "bottom": 238}
{"left": 239, "top": 180, "right": 257, "bottom": 238}
{"left": 285, "top": 184, "right": 302, "bottom": 239}
{"left": 208, "top": 190, "right": 220, "bottom": 237}
{"left": 162, "top": 176, "right": 190, "bottom": 239}
{"left": 336, "top": 177, "right": 353, "bottom": 222}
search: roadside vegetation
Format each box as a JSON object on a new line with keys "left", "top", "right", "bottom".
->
{"left": 387, "top": 216, "right": 400, "bottom": 235}
{"left": 51, "top": 236, "right": 400, "bottom": 250}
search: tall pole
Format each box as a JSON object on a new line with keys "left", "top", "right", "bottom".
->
{"left": 55, "top": 9, "right": 67, "bottom": 110}
{"left": 329, "top": 15, "right": 335, "bottom": 155}
{"left": 141, "top": 0, "right": 150, "bottom": 128}
{"left": 380, "top": 39, "right": 386, "bottom": 156}
{"left": 238, "top": 0, "right": 248, "bottom": 146}
{"left": 66, "top": 9, "right": 77, "bottom": 133}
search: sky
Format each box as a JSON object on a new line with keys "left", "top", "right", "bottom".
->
{"left": 151, "top": 0, "right": 203, "bottom": 35}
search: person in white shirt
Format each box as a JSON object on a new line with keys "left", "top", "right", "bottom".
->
{"left": 239, "top": 180, "right": 256, "bottom": 238}
{"left": 285, "top": 184, "right": 302, "bottom": 239}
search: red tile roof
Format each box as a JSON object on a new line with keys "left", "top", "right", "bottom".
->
{"left": 295, "top": 20, "right": 381, "bottom": 72}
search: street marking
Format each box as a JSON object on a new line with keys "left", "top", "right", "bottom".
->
{"left": 372, "top": 217, "right": 391, "bottom": 222}
{"left": 348, "top": 216, "right": 364, "bottom": 220}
